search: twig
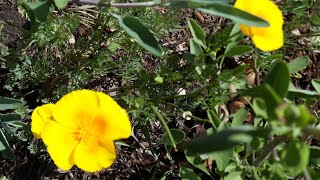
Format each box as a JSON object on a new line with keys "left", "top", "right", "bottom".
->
{"left": 253, "top": 135, "right": 287, "bottom": 166}
{"left": 68, "top": 0, "right": 160, "bottom": 8}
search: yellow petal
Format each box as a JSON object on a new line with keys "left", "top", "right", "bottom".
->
{"left": 240, "top": 24, "right": 252, "bottom": 37}
{"left": 31, "top": 104, "right": 55, "bottom": 139}
{"left": 96, "top": 92, "right": 132, "bottom": 140}
{"left": 251, "top": 29, "right": 283, "bottom": 51}
{"left": 234, "top": 0, "right": 284, "bottom": 51}
{"left": 74, "top": 136, "right": 116, "bottom": 172}
{"left": 41, "top": 120, "right": 77, "bottom": 171}
{"left": 53, "top": 89, "right": 101, "bottom": 128}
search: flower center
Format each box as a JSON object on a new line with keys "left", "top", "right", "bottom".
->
{"left": 72, "top": 126, "right": 89, "bottom": 143}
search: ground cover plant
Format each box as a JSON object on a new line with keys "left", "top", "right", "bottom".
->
{"left": 1, "top": 0, "right": 320, "bottom": 179}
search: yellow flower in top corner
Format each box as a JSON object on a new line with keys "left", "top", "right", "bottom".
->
{"left": 31, "top": 89, "right": 132, "bottom": 172}
{"left": 31, "top": 103, "right": 55, "bottom": 139}
{"left": 234, "top": 0, "right": 284, "bottom": 51}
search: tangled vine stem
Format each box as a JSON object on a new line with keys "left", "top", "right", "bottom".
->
{"left": 68, "top": 0, "right": 160, "bottom": 8}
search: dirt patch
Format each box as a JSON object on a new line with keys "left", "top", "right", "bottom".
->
{"left": 0, "top": 0, "right": 26, "bottom": 47}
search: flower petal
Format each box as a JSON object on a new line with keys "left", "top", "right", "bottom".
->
{"left": 31, "top": 104, "right": 55, "bottom": 139}
{"left": 74, "top": 136, "right": 116, "bottom": 172}
{"left": 251, "top": 29, "right": 283, "bottom": 51}
{"left": 53, "top": 90, "right": 101, "bottom": 128}
{"left": 96, "top": 92, "right": 132, "bottom": 140}
{"left": 234, "top": 0, "right": 284, "bottom": 51}
{"left": 41, "top": 120, "right": 77, "bottom": 171}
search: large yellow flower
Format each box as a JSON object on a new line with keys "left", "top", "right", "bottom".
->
{"left": 31, "top": 90, "right": 131, "bottom": 172}
{"left": 234, "top": 0, "right": 284, "bottom": 51}
{"left": 31, "top": 103, "right": 55, "bottom": 139}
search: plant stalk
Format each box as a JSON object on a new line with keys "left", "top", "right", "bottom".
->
{"left": 253, "top": 135, "right": 287, "bottom": 166}
{"left": 150, "top": 105, "right": 177, "bottom": 151}
{"left": 68, "top": 0, "right": 160, "bottom": 8}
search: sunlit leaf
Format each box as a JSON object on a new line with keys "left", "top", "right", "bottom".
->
{"left": 53, "top": 0, "right": 68, "bottom": 9}
{"left": 113, "top": 14, "right": 164, "bottom": 57}
{"left": 287, "top": 56, "right": 310, "bottom": 74}
{"left": 188, "top": 19, "right": 206, "bottom": 48}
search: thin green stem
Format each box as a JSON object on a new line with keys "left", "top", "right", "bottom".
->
{"left": 253, "top": 135, "right": 287, "bottom": 166}
{"left": 68, "top": 0, "right": 161, "bottom": 8}
{"left": 150, "top": 105, "right": 177, "bottom": 151}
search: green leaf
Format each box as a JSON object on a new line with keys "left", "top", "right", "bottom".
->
{"left": 309, "top": 146, "right": 320, "bottom": 166}
{"left": 0, "top": 97, "right": 23, "bottom": 111}
{"left": 287, "top": 83, "right": 320, "bottom": 99}
{"left": 225, "top": 23, "right": 244, "bottom": 54}
{"left": 190, "top": 38, "right": 203, "bottom": 56}
{"left": 224, "top": 45, "right": 253, "bottom": 58}
{"left": 0, "top": 113, "right": 21, "bottom": 122}
{"left": 224, "top": 171, "right": 243, "bottom": 180}
{"left": 188, "top": 19, "right": 206, "bottom": 48}
{"left": 287, "top": 56, "right": 310, "bottom": 74}
{"left": 310, "top": 14, "right": 320, "bottom": 26}
{"left": 231, "top": 108, "right": 248, "bottom": 127}
{"left": 113, "top": 14, "right": 164, "bottom": 57}
{"left": 159, "top": 129, "right": 185, "bottom": 145}
{"left": 185, "top": 126, "right": 270, "bottom": 154}
{"left": 252, "top": 98, "right": 268, "bottom": 119}
{"left": 281, "top": 141, "right": 309, "bottom": 176}
{"left": 168, "top": 0, "right": 228, "bottom": 8}
{"left": 185, "top": 150, "right": 211, "bottom": 176}
{"left": 0, "top": 129, "right": 15, "bottom": 160}
{"left": 21, "top": 1, "right": 53, "bottom": 29}
{"left": 209, "top": 149, "right": 233, "bottom": 172}
{"left": 180, "top": 166, "right": 201, "bottom": 180}
{"left": 207, "top": 109, "right": 220, "bottom": 129}
{"left": 264, "top": 61, "right": 290, "bottom": 99}
{"left": 53, "top": 0, "right": 68, "bottom": 9}
{"left": 312, "top": 79, "right": 320, "bottom": 93}
{"left": 239, "top": 84, "right": 282, "bottom": 119}
{"left": 198, "top": 3, "right": 269, "bottom": 27}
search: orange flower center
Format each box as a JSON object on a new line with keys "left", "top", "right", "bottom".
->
{"left": 72, "top": 114, "right": 108, "bottom": 143}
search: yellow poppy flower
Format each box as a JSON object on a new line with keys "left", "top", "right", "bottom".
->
{"left": 234, "top": 0, "right": 284, "bottom": 51}
{"left": 31, "top": 90, "right": 131, "bottom": 172}
{"left": 31, "top": 103, "right": 55, "bottom": 139}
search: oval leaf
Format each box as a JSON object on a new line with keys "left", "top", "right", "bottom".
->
{"left": 188, "top": 19, "right": 206, "bottom": 48}
{"left": 224, "top": 45, "right": 253, "bottom": 58}
{"left": 113, "top": 14, "right": 164, "bottom": 57}
{"left": 0, "top": 97, "right": 23, "bottom": 111}
{"left": 281, "top": 141, "right": 309, "bottom": 176}
{"left": 312, "top": 79, "right": 320, "bottom": 93}
{"left": 264, "top": 61, "right": 290, "bottom": 99}
{"left": 0, "top": 129, "right": 16, "bottom": 160}
{"left": 185, "top": 126, "right": 270, "bottom": 154}
{"left": 159, "top": 129, "right": 185, "bottom": 145}
{"left": 54, "top": 0, "right": 68, "bottom": 9}
{"left": 0, "top": 113, "right": 22, "bottom": 122}
{"left": 198, "top": 3, "right": 269, "bottom": 27}
{"left": 185, "top": 150, "right": 211, "bottom": 176}
{"left": 287, "top": 56, "right": 310, "bottom": 74}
